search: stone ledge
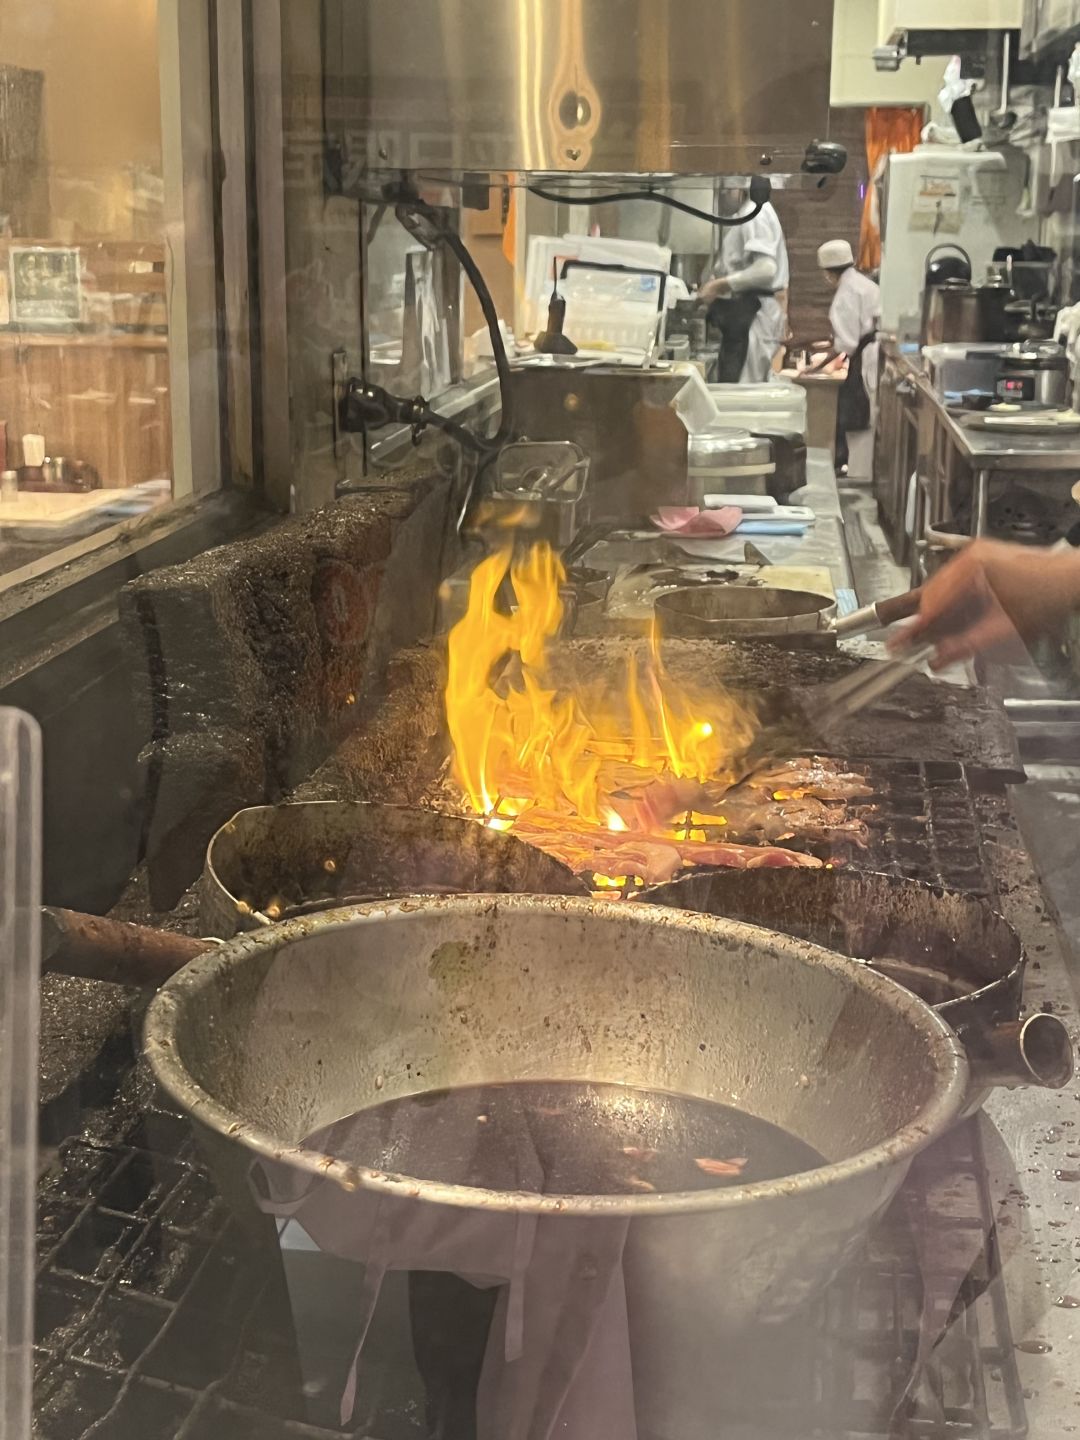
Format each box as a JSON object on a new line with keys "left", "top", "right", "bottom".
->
{"left": 120, "top": 476, "right": 452, "bottom": 906}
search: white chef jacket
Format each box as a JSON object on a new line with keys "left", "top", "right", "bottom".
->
{"left": 829, "top": 267, "right": 881, "bottom": 412}
{"left": 711, "top": 200, "right": 790, "bottom": 382}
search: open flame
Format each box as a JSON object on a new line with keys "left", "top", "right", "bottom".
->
{"left": 445, "top": 542, "right": 759, "bottom": 856}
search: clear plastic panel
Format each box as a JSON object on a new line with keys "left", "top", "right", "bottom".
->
{"left": 0, "top": 710, "right": 41, "bottom": 1440}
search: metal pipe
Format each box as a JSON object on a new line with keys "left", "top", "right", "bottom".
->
{"left": 1004, "top": 698, "right": 1080, "bottom": 720}
{"left": 973, "top": 470, "right": 990, "bottom": 537}
{"left": 1000, "top": 31, "right": 1011, "bottom": 115}
{"left": 967, "top": 1013, "right": 1075, "bottom": 1092}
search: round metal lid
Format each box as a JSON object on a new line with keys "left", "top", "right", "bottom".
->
{"left": 689, "top": 427, "right": 771, "bottom": 461}
{"left": 1003, "top": 342, "right": 1067, "bottom": 368}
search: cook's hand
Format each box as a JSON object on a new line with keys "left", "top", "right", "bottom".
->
{"left": 697, "top": 276, "right": 730, "bottom": 305}
{"left": 889, "top": 539, "right": 1080, "bottom": 670}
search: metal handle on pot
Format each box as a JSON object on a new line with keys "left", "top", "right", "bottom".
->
{"left": 965, "top": 1012, "right": 1075, "bottom": 1092}
{"left": 41, "top": 907, "right": 216, "bottom": 989}
{"left": 830, "top": 587, "right": 923, "bottom": 638}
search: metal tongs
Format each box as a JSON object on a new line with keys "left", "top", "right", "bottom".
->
{"left": 808, "top": 639, "right": 938, "bottom": 729}
{"left": 733, "top": 588, "right": 935, "bottom": 782}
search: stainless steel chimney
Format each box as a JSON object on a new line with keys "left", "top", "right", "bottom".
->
{"left": 324, "top": 0, "right": 834, "bottom": 183}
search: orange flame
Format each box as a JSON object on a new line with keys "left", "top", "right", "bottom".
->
{"left": 445, "top": 542, "right": 757, "bottom": 825}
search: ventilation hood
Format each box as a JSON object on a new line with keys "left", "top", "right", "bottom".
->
{"left": 323, "top": 0, "right": 835, "bottom": 192}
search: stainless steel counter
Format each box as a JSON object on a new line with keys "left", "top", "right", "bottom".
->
{"left": 924, "top": 384, "right": 1080, "bottom": 476}
{"left": 878, "top": 342, "right": 1080, "bottom": 579}
{"left": 577, "top": 449, "right": 860, "bottom": 629}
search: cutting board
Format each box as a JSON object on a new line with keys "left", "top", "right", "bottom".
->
{"left": 0, "top": 489, "right": 131, "bottom": 530}
{"left": 669, "top": 551, "right": 836, "bottom": 600}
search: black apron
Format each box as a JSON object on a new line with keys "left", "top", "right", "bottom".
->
{"left": 834, "top": 330, "right": 875, "bottom": 471}
{"left": 707, "top": 292, "right": 763, "bottom": 384}
{"left": 837, "top": 330, "right": 874, "bottom": 432}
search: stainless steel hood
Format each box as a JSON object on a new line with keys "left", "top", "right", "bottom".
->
{"left": 323, "top": 0, "right": 834, "bottom": 184}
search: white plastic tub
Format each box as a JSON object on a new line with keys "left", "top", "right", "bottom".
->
{"left": 707, "top": 381, "right": 808, "bottom": 438}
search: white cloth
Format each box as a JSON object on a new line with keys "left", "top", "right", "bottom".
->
{"left": 254, "top": 1139, "right": 637, "bottom": 1440}
{"left": 829, "top": 267, "right": 881, "bottom": 409}
{"left": 711, "top": 201, "right": 790, "bottom": 382}
{"left": 743, "top": 295, "right": 787, "bottom": 383}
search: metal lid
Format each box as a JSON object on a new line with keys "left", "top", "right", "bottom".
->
{"left": 689, "top": 428, "right": 771, "bottom": 464}
{"left": 1001, "top": 342, "right": 1068, "bottom": 370}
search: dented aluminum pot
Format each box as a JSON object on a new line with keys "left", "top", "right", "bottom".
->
{"left": 145, "top": 896, "right": 966, "bottom": 1436}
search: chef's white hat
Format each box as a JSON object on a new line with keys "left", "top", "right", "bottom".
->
{"left": 817, "top": 239, "right": 855, "bottom": 269}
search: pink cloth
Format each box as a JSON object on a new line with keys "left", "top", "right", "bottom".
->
{"left": 651, "top": 506, "right": 743, "bottom": 536}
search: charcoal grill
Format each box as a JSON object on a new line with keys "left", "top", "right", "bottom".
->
{"left": 33, "top": 623, "right": 1055, "bottom": 1439}
{"left": 32, "top": 1062, "right": 1027, "bottom": 1440}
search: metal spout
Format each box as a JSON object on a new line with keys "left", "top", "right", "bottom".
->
{"left": 968, "top": 1014, "right": 1075, "bottom": 1092}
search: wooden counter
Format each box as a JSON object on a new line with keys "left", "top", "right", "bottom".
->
{"left": 0, "top": 239, "right": 171, "bottom": 487}
{"left": 0, "top": 328, "right": 171, "bottom": 487}
{"left": 793, "top": 371, "right": 842, "bottom": 461}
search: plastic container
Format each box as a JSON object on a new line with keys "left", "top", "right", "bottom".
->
{"left": 0, "top": 709, "right": 41, "bottom": 1440}
{"left": 922, "top": 341, "right": 1009, "bottom": 397}
{"left": 560, "top": 267, "right": 665, "bottom": 357}
{"left": 707, "top": 381, "right": 808, "bottom": 439}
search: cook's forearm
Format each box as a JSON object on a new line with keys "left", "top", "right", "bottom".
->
{"left": 725, "top": 255, "right": 777, "bottom": 295}
{"left": 1058, "top": 548, "right": 1080, "bottom": 608}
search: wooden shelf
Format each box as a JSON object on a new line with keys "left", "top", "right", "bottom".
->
{"left": 0, "top": 330, "right": 167, "bottom": 351}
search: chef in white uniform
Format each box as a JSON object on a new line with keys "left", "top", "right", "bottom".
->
{"left": 697, "top": 188, "right": 790, "bottom": 383}
{"left": 818, "top": 238, "right": 881, "bottom": 474}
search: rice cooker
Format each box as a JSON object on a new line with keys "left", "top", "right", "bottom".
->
{"left": 687, "top": 428, "right": 774, "bottom": 502}
{"left": 994, "top": 344, "right": 1070, "bottom": 408}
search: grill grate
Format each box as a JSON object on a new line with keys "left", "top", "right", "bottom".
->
{"left": 845, "top": 760, "right": 996, "bottom": 897}
{"left": 427, "top": 757, "right": 997, "bottom": 899}
{"left": 34, "top": 1072, "right": 1025, "bottom": 1440}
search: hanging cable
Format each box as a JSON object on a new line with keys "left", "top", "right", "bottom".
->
{"left": 341, "top": 189, "right": 514, "bottom": 461}
{"left": 401, "top": 200, "right": 515, "bottom": 449}
{"left": 526, "top": 174, "right": 773, "bottom": 227}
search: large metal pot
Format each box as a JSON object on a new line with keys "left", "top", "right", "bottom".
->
{"left": 145, "top": 896, "right": 967, "bottom": 1437}
{"left": 687, "top": 427, "right": 774, "bottom": 502}
{"left": 642, "top": 869, "right": 1074, "bottom": 1109}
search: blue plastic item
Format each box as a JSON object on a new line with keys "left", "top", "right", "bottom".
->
{"left": 735, "top": 521, "right": 809, "bottom": 536}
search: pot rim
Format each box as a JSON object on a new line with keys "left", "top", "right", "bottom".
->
{"left": 655, "top": 585, "right": 837, "bottom": 636}
{"left": 640, "top": 868, "right": 1025, "bottom": 1022}
{"left": 144, "top": 895, "right": 969, "bottom": 1217}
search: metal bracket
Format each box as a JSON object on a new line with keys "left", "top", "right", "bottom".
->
{"left": 331, "top": 349, "right": 352, "bottom": 461}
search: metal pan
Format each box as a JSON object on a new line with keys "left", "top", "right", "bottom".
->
{"left": 41, "top": 804, "right": 589, "bottom": 990}
{"left": 641, "top": 868, "right": 1073, "bottom": 1101}
{"left": 654, "top": 585, "right": 837, "bottom": 643}
{"left": 200, "top": 800, "right": 588, "bottom": 938}
{"left": 654, "top": 583, "right": 923, "bottom": 644}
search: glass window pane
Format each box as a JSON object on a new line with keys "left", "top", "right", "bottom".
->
{"left": 0, "top": 1, "right": 218, "bottom": 585}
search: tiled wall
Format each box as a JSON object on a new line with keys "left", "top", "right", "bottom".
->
{"left": 773, "top": 107, "right": 871, "bottom": 347}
